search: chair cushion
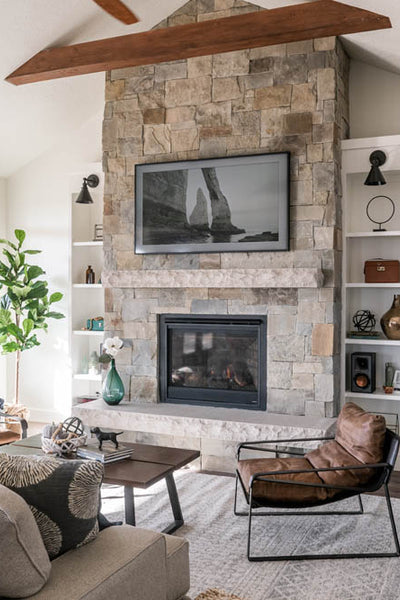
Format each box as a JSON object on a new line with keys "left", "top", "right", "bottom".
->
{"left": 237, "top": 457, "right": 330, "bottom": 508}
{"left": 335, "top": 402, "right": 386, "bottom": 464}
{"left": 0, "top": 430, "right": 20, "bottom": 445}
{"left": 0, "top": 483, "right": 51, "bottom": 598}
{"left": 306, "top": 440, "right": 376, "bottom": 491}
{"left": 0, "top": 454, "right": 103, "bottom": 559}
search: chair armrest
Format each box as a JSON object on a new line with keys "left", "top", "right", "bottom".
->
{"left": 0, "top": 411, "right": 28, "bottom": 438}
{"left": 0, "top": 411, "right": 26, "bottom": 423}
{"left": 237, "top": 436, "right": 335, "bottom": 459}
{"left": 247, "top": 462, "right": 388, "bottom": 495}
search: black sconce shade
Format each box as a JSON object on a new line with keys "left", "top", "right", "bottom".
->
{"left": 76, "top": 174, "right": 100, "bottom": 204}
{"left": 364, "top": 150, "right": 387, "bottom": 186}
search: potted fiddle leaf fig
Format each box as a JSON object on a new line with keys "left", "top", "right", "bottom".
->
{"left": 0, "top": 229, "right": 64, "bottom": 405}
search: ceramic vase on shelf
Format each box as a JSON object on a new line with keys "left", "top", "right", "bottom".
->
{"left": 381, "top": 295, "right": 400, "bottom": 340}
{"left": 102, "top": 359, "right": 124, "bottom": 405}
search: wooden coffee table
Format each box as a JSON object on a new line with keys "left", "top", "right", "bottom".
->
{"left": 8, "top": 434, "right": 200, "bottom": 534}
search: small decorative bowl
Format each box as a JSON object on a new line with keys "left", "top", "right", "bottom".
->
{"left": 41, "top": 434, "right": 87, "bottom": 456}
{"left": 384, "top": 386, "right": 394, "bottom": 395}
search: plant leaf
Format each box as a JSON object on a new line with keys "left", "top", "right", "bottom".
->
{"left": 27, "top": 266, "right": 44, "bottom": 280}
{"left": 24, "top": 250, "right": 41, "bottom": 255}
{"left": 49, "top": 292, "right": 63, "bottom": 304}
{"left": 14, "top": 230, "right": 26, "bottom": 245}
{"left": 47, "top": 311, "right": 64, "bottom": 320}
{"left": 23, "top": 318, "right": 34, "bottom": 336}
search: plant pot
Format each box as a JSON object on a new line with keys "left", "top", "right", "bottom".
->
{"left": 381, "top": 295, "right": 400, "bottom": 340}
{"left": 102, "top": 359, "right": 124, "bottom": 405}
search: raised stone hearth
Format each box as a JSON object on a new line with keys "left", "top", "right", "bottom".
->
{"left": 102, "top": 0, "right": 349, "bottom": 423}
{"left": 73, "top": 400, "right": 336, "bottom": 471}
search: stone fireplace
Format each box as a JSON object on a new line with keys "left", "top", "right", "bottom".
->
{"left": 159, "top": 314, "right": 267, "bottom": 410}
{"left": 101, "top": 0, "right": 349, "bottom": 421}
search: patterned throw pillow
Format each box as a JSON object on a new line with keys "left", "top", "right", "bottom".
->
{"left": 0, "top": 454, "right": 103, "bottom": 559}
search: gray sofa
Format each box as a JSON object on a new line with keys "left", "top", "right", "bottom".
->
{"left": 0, "top": 483, "right": 190, "bottom": 600}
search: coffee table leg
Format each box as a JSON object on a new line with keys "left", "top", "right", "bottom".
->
{"left": 124, "top": 486, "right": 136, "bottom": 526}
{"left": 162, "top": 472, "right": 184, "bottom": 534}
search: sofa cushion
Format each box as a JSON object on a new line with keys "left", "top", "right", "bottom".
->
{"left": 26, "top": 526, "right": 168, "bottom": 600}
{"left": 0, "top": 454, "right": 103, "bottom": 559}
{"left": 0, "top": 483, "right": 51, "bottom": 598}
{"left": 163, "top": 534, "right": 190, "bottom": 600}
{"left": 237, "top": 457, "right": 330, "bottom": 507}
{"left": 335, "top": 402, "right": 386, "bottom": 464}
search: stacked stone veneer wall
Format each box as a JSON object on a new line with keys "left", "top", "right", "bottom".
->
{"left": 102, "top": 0, "right": 349, "bottom": 418}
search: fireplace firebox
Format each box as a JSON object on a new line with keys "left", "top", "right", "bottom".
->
{"left": 159, "top": 314, "right": 266, "bottom": 410}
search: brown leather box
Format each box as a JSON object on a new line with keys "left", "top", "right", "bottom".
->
{"left": 364, "top": 259, "right": 400, "bottom": 283}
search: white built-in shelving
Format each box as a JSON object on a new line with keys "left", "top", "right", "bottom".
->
{"left": 73, "top": 241, "right": 103, "bottom": 247}
{"left": 341, "top": 135, "right": 400, "bottom": 415}
{"left": 345, "top": 338, "right": 400, "bottom": 346}
{"left": 69, "top": 164, "right": 104, "bottom": 407}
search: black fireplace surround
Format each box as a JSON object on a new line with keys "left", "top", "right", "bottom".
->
{"left": 159, "top": 314, "right": 267, "bottom": 410}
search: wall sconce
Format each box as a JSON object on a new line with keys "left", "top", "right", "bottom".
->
{"left": 364, "top": 151, "right": 386, "bottom": 186}
{"left": 75, "top": 174, "right": 100, "bottom": 204}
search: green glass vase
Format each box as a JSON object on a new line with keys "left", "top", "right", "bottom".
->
{"left": 102, "top": 359, "right": 124, "bottom": 405}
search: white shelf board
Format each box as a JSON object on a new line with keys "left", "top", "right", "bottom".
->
{"left": 345, "top": 391, "right": 400, "bottom": 402}
{"left": 345, "top": 338, "right": 400, "bottom": 346}
{"left": 73, "top": 330, "right": 104, "bottom": 337}
{"left": 73, "top": 241, "right": 103, "bottom": 247}
{"left": 345, "top": 283, "right": 400, "bottom": 288}
{"left": 73, "top": 284, "right": 103, "bottom": 289}
{"left": 73, "top": 374, "right": 102, "bottom": 381}
{"left": 346, "top": 231, "right": 400, "bottom": 238}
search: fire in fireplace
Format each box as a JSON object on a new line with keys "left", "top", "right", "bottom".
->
{"left": 159, "top": 315, "right": 266, "bottom": 410}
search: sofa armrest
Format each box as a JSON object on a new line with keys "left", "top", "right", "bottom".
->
{"left": 27, "top": 526, "right": 168, "bottom": 600}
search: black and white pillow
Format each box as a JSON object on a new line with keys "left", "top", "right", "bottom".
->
{"left": 0, "top": 454, "right": 103, "bottom": 559}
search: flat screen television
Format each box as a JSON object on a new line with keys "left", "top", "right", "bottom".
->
{"left": 135, "top": 152, "right": 290, "bottom": 254}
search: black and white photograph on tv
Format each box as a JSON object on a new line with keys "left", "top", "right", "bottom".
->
{"left": 134, "top": 152, "right": 290, "bottom": 254}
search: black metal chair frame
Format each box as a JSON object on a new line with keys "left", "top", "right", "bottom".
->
{"left": 0, "top": 410, "right": 28, "bottom": 443}
{"left": 235, "top": 431, "right": 400, "bottom": 561}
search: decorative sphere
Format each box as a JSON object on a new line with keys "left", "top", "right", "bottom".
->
{"left": 62, "top": 417, "right": 84, "bottom": 437}
{"left": 352, "top": 310, "right": 376, "bottom": 332}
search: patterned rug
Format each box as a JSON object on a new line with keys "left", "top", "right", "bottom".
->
{"left": 101, "top": 472, "right": 400, "bottom": 600}
{"left": 195, "top": 590, "right": 244, "bottom": 600}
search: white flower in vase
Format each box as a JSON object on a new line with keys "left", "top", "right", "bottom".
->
{"left": 101, "top": 337, "right": 124, "bottom": 363}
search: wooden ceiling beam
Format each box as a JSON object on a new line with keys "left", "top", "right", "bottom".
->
{"left": 6, "top": 0, "right": 391, "bottom": 86}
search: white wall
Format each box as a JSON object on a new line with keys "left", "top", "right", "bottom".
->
{"left": 0, "top": 179, "right": 7, "bottom": 401}
{"left": 6, "top": 113, "right": 102, "bottom": 422}
{"left": 350, "top": 60, "right": 400, "bottom": 139}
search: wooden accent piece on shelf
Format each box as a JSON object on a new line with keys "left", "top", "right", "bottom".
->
{"left": 6, "top": 0, "right": 391, "bottom": 85}
{"left": 92, "top": 0, "right": 139, "bottom": 25}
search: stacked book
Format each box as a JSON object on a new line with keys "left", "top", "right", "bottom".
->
{"left": 77, "top": 442, "right": 133, "bottom": 464}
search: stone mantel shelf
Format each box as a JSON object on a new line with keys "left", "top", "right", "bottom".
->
{"left": 73, "top": 400, "right": 336, "bottom": 444}
{"left": 102, "top": 268, "right": 324, "bottom": 289}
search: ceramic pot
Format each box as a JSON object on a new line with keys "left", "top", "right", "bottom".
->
{"left": 102, "top": 359, "right": 125, "bottom": 405}
{"left": 381, "top": 295, "right": 400, "bottom": 340}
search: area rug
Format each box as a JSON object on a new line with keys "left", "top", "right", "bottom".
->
{"left": 101, "top": 472, "right": 400, "bottom": 600}
{"left": 195, "top": 590, "right": 244, "bottom": 600}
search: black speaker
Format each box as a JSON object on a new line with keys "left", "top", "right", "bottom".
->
{"left": 351, "top": 352, "right": 376, "bottom": 393}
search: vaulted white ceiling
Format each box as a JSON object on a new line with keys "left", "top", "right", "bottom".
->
{"left": 1, "top": 0, "right": 399, "bottom": 177}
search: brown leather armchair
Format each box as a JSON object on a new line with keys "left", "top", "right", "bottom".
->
{"left": 0, "top": 401, "right": 28, "bottom": 446}
{"left": 235, "top": 402, "right": 400, "bottom": 561}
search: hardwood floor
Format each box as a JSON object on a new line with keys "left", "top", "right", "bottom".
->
{"left": 372, "top": 471, "right": 400, "bottom": 498}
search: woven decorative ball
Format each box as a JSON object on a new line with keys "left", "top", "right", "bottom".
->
{"left": 41, "top": 433, "right": 87, "bottom": 456}
{"left": 352, "top": 310, "right": 376, "bottom": 332}
{"left": 62, "top": 416, "right": 85, "bottom": 437}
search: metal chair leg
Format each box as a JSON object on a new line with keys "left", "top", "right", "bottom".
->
{"left": 246, "top": 489, "right": 400, "bottom": 561}
{"left": 384, "top": 484, "right": 400, "bottom": 556}
{"left": 247, "top": 488, "right": 254, "bottom": 561}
